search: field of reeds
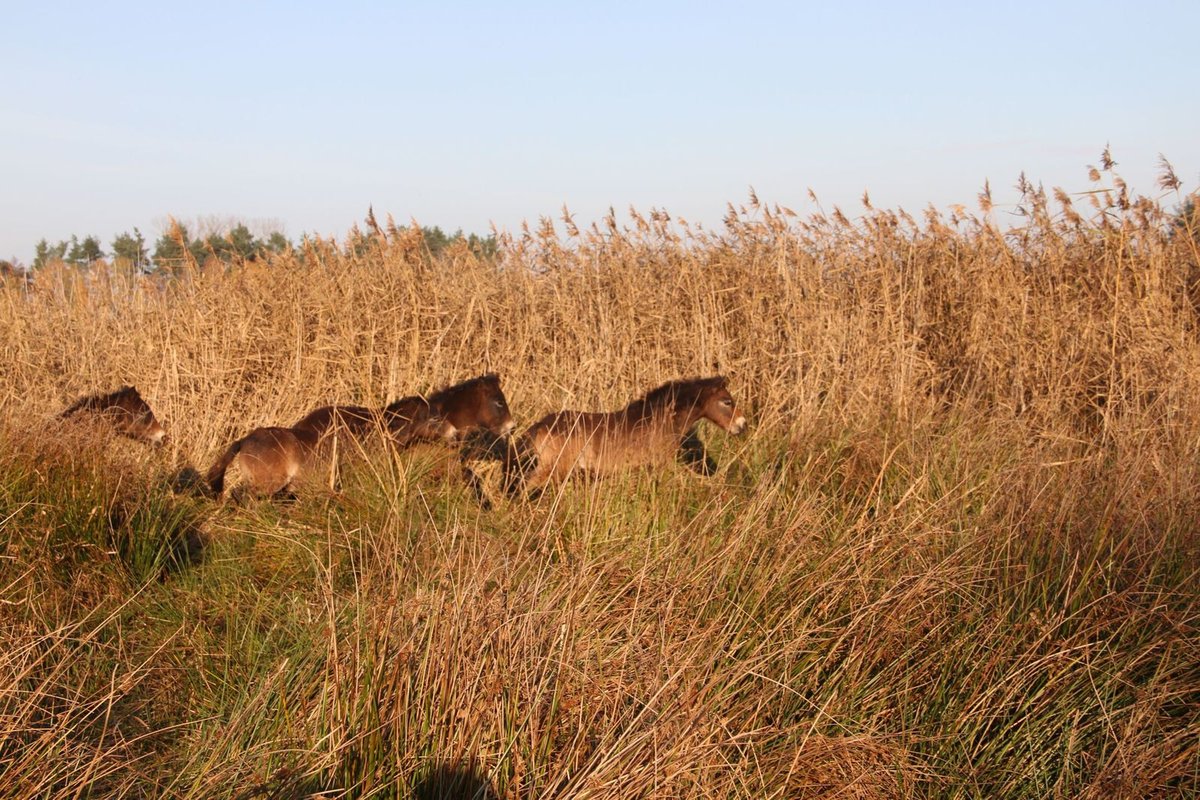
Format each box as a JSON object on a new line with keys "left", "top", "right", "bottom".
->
{"left": 1, "top": 164, "right": 1198, "bottom": 798}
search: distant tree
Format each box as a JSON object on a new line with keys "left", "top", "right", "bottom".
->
{"left": 466, "top": 232, "right": 498, "bottom": 260}
{"left": 227, "top": 223, "right": 259, "bottom": 259}
{"left": 265, "top": 231, "right": 290, "bottom": 253}
{"left": 152, "top": 223, "right": 204, "bottom": 272}
{"left": 198, "top": 232, "right": 234, "bottom": 263}
{"left": 33, "top": 240, "right": 50, "bottom": 269}
{"left": 422, "top": 225, "right": 453, "bottom": 256}
{"left": 67, "top": 235, "right": 104, "bottom": 266}
{"left": 417, "top": 226, "right": 497, "bottom": 260}
{"left": 33, "top": 238, "right": 69, "bottom": 269}
{"left": 111, "top": 228, "right": 149, "bottom": 272}
{"left": 1173, "top": 197, "right": 1199, "bottom": 245}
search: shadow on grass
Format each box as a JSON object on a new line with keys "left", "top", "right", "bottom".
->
{"left": 236, "top": 760, "right": 498, "bottom": 800}
{"left": 105, "top": 466, "right": 213, "bottom": 582}
{"left": 410, "top": 762, "right": 499, "bottom": 800}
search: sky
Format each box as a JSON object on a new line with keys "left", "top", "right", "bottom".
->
{"left": 1, "top": 0, "right": 1197, "bottom": 262}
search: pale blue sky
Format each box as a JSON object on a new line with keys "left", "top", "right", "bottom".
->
{"left": 2, "top": 1, "right": 1196, "bottom": 262}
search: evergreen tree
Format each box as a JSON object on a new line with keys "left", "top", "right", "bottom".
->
{"left": 111, "top": 228, "right": 149, "bottom": 272}
{"left": 466, "top": 232, "right": 498, "bottom": 259}
{"left": 66, "top": 235, "right": 103, "bottom": 266}
{"left": 265, "top": 231, "right": 290, "bottom": 253}
{"left": 32, "top": 239, "right": 69, "bottom": 269}
{"left": 422, "top": 225, "right": 452, "bottom": 256}
{"left": 226, "top": 223, "right": 258, "bottom": 259}
{"left": 199, "top": 232, "right": 234, "bottom": 263}
{"left": 1173, "top": 197, "right": 1199, "bottom": 246}
{"left": 416, "top": 226, "right": 497, "bottom": 259}
{"left": 153, "top": 223, "right": 194, "bottom": 273}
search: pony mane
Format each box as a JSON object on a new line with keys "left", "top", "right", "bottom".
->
{"left": 61, "top": 385, "right": 143, "bottom": 417}
{"left": 427, "top": 372, "right": 501, "bottom": 404}
{"left": 633, "top": 376, "right": 726, "bottom": 412}
{"left": 383, "top": 394, "right": 430, "bottom": 416}
{"left": 381, "top": 374, "right": 500, "bottom": 415}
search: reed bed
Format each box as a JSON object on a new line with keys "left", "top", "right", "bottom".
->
{"left": 0, "top": 167, "right": 1197, "bottom": 798}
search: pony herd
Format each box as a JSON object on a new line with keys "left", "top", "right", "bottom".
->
{"left": 57, "top": 374, "right": 748, "bottom": 506}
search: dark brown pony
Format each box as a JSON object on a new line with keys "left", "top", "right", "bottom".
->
{"left": 504, "top": 375, "right": 746, "bottom": 495}
{"left": 206, "top": 373, "right": 514, "bottom": 499}
{"left": 59, "top": 385, "right": 167, "bottom": 446}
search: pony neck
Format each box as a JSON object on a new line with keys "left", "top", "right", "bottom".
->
{"left": 383, "top": 395, "right": 434, "bottom": 427}
{"left": 293, "top": 426, "right": 322, "bottom": 449}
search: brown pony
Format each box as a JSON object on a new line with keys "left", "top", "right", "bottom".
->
{"left": 59, "top": 385, "right": 167, "bottom": 446}
{"left": 504, "top": 375, "right": 746, "bottom": 495}
{"left": 206, "top": 373, "right": 514, "bottom": 499}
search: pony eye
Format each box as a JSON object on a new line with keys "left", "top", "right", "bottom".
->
{"left": 720, "top": 398, "right": 733, "bottom": 406}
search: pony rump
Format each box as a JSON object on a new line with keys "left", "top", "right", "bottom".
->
{"left": 205, "top": 437, "right": 245, "bottom": 496}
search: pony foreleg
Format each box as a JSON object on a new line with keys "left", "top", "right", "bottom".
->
{"left": 499, "top": 438, "right": 540, "bottom": 500}
{"left": 456, "top": 439, "right": 495, "bottom": 510}
{"left": 327, "top": 432, "right": 341, "bottom": 493}
{"left": 461, "top": 462, "right": 493, "bottom": 510}
{"left": 678, "top": 430, "right": 717, "bottom": 476}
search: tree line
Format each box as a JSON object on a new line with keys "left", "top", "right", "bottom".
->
{"left": 29, "top": 224, "right": 291, "bottom": 273}
{"left": 7, "top": 219, "right": 497, "bottom": 276}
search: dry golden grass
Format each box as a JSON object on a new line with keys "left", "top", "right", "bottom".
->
{"left": 0, "top": 169, "right": 1197, "bottom": 797}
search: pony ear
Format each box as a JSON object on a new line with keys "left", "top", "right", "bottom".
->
{"left": 483, "top": 372, "right": 501, "bottom": 384}
{"left": 711, "top": 375, "right": 728, "bottom": 388}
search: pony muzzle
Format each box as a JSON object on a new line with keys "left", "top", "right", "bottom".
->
{"left": 728, "top": 415, "right": 747, "bottom": 435}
